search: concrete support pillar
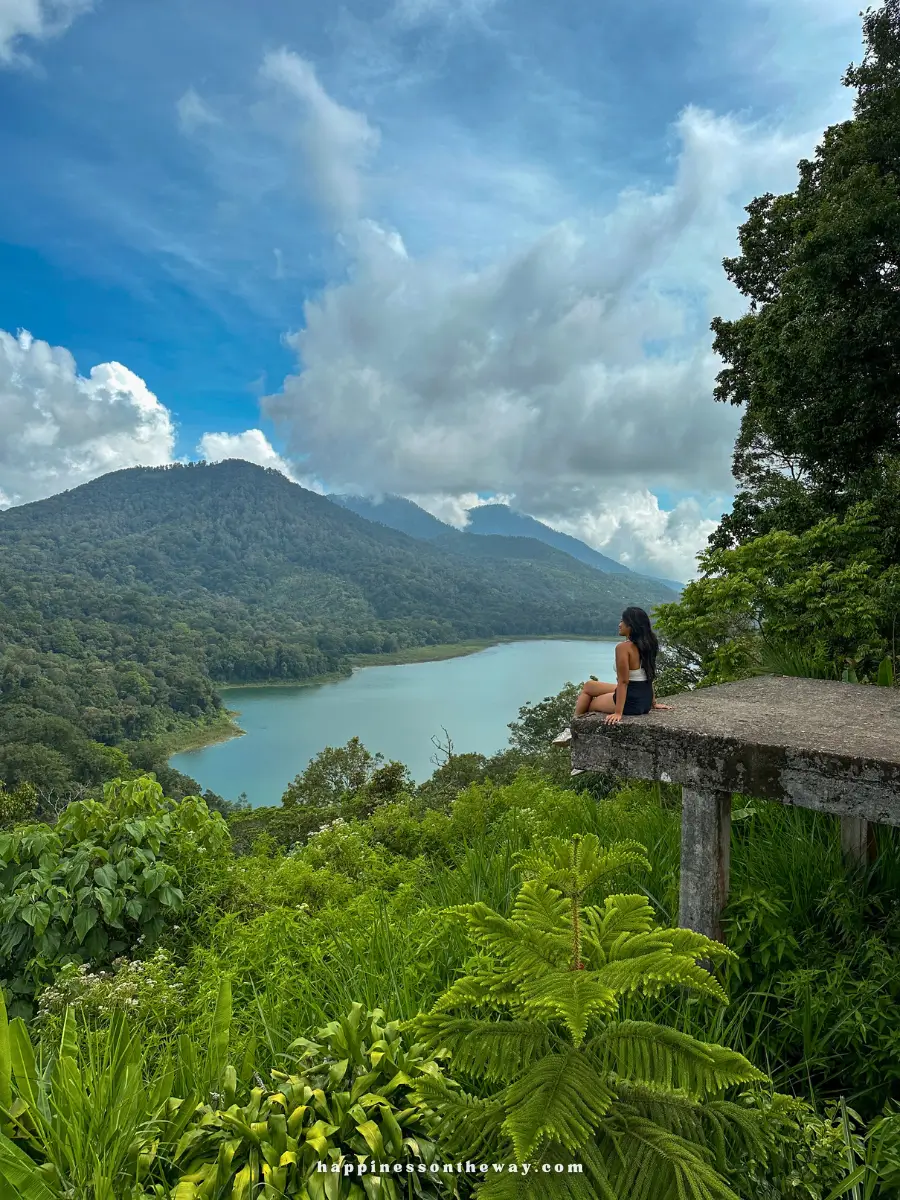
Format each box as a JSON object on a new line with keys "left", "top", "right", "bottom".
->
{"left": 840, "top": 815, "right": 874, "bottom": 865}
{"left": 679, "top": 787, "right": 732, "bottom": 941}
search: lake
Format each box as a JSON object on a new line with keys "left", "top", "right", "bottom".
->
{"left": 170, "top": 638, "right": 618, "bottom": 806}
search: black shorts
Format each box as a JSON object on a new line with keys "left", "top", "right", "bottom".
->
{"left": 614, "top": 680, "right": 653, "bottom": 715}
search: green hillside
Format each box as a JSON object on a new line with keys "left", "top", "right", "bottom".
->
{"left": 0, "top": 460, "right": 675, "bottom": 793}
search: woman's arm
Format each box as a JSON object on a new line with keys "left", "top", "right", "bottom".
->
{"left": 651, "top": 681, "right": 672, "bottom": 711}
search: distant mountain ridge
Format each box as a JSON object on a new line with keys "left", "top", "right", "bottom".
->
{"left": 328, "top": 493, "right": 456, "bottom": 542}
{"left": 464, "top": 504, "right": 628, "bottom": 574}
{"left": 329, "top": 493, "right": 683, "bottom": 593}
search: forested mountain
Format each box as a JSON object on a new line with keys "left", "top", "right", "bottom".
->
{"left": 0, "top": 460, "right": 676, "bottom": 792}
{"left": 330, "top": 492, "right": 683, "bottom": 591}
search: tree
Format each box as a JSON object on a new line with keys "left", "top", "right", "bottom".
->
{"left": 654, "top": 503, "right": 900, "bottom": 685}
{"left": 0, "top": 782, "right": 37, "bottom": 829}
{"left": 708, "top": 0, "right": 900, "bottom": 548}
{"left": 345, "top": 760, "right": 414, "bottom": 819}
{"left": 507, "top": 683, "right": 582, "bottom": 756}
{"left": 281, "top": 737, "right": 384, "bottom": 809}
{"left": 0, "top": 742, "right": 71, "bottom": 792}
{"left": 413, "top": 834, "right": 767, "bottom": 1199}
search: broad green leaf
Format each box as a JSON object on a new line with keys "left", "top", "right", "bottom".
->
{"left": 231, "top": 1162, "right": 253, "bottom": 1200}
{"left": 378, "top": 1105, "right": 404, "bottom": 1157}
{"left": 9, "top": 1019, "right": 38, "bottom": 1110}
{"left": 158, "top": 884, "right": 183, "bottom": 908}
{"left": 73, "top": 906, "right": 99, "bottom": 943}
{"left": 59, "top": 1006, "right": 78, "bottom": 1063}
{"left": 356, "top": 1119, "right": 386, "bottom": 1158}
{"left": 0, "top": 991, "right": 10, "bottom": 1126}
{"left": 208, "top": 977, "right": 232, "bottom": 1088}
{"left": 0, "top": 1132, "right": 58, "bottom": 1200}
{"left": 824, "top": 1165, "right": 867, "bottom": 1200}
{"left": 93, "top": 863, "right": 118, "bottom": 891}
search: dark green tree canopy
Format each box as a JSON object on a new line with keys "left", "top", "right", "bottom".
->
{"left": 710, "top": 0, "right": 900, "bottom": 548}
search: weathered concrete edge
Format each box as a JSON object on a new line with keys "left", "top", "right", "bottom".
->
{"left": 570, "top": 719, "right": 900, "bottom": 826}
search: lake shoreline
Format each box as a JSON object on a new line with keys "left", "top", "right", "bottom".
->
{"left": 170, "top": 634, "right": 618, "bottom": 758}
{"left": 157, "top": 711, "right": 247, "bottom": 758}
{"left": 218, "top": 632, "right": 616, "bottom": 687}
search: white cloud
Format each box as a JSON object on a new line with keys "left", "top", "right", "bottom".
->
{"left": 0, "top": 330, "right": 329, "bottom": 510}
{"left": 196, "top": 428, "right": 327, "bottom": 493}
{"left": 264, "top": 105, "right": 818, "bottom": 505}
{"left": 176, "top": 87, "right": 219, "bottom": 134}
{"left": 389, "top": 0, "right": 499, "bottom": 30}
{"left": 409, "top": 487, "right": 716, "bottom": 580}
{"left": 197, "top": 429, "right": 295, "bottom": 478}
{"left": 0, "top": 328, "right": 175, "bottom": 505}
{"left": 546, "top": 492, "right": 723, "bottom": 582}
{"left": 409, "top": 490, "right": 514, "bottom": 528}
{"left": 0, "top": 0, "right": 91, "bottom": 65}
{"left": 259, "top": 48, "right": 380, "bottom": 226}
{"left": 257, "top": 78, "right": 838, "bottom": 582}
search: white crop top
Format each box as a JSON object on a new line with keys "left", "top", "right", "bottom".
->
{"left": 628, "top": 667, "right": 647, "bottom": 681}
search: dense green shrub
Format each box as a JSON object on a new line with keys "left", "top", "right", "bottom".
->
{"left": 0, "top": 777, "right": 229, "bottom": 1015}
{"left": 0, "top": 781, "right": 37, "bottom": 829}
{"left": 34, "top": 949, "right": 187, "bottom": 1035}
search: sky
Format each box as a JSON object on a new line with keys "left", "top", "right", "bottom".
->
{"left": 0, "top": 0, "right": 873, "bottom": 579}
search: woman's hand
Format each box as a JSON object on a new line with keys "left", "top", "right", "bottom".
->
{"left": 652, "top": 702, "right": 673, "bottom": 711}
{"left": 604, "top": 712, "right": 623, "bottom": 725}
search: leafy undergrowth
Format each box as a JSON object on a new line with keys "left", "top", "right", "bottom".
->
{"left": 0, "top": 750, "right": 898, "bottom": 1196}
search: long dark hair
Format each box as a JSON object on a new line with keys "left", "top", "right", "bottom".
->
{"left": 622, "top": 606, "right": 659, "bottom": 682}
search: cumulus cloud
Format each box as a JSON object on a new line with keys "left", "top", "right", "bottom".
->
{"left": 405, "top": 488, "right": 714, "bottom": 580}
{"left": 0, "top": 334, "right": 325, "bottom": 509}
{"left": 196, "top": 428, "right": 327, "bottom": 493}
{"left": 409, "top": 491, "right": 514, "bottom": 528}
{"left": 547, "top": 493, "right": 722, "bottom": 582}
{"left": 197, "top": 429, "right": 295, "bottom": 478}
{"left": 0, "top": 0, "right": 91, "bottom": 65}
{"left": 176, "top": 86, "right": 219, "bottom": 134}
{"left": 0, "top": 328, "right": 175, "bottom": 505}
{"left": 256, "top": 69, "right": 835, "bottom": 579}
{"left": 259, "top": 48, "right": 380, "bottom": 226}
{"left": 264, "top": 104, "right": 817, "bottom": 515}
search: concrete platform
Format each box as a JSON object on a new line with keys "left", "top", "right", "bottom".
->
{"left": 569, "top": 675, "right": 900, "bottom": 938}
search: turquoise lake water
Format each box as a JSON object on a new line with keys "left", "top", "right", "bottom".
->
{"left": 170, "top": 638, "right": 618, "bottom": 806}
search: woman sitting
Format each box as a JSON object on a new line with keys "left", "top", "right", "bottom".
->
{"left": 574, "top": 606, "right": 671, "bottom": 726}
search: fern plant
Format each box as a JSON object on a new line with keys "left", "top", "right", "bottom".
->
{"left": 411, "top": 834, "right": 769, "bottom": 1200}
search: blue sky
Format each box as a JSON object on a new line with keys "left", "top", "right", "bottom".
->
{"left": 0, "top": 0, "right": 870, "bottom": 576}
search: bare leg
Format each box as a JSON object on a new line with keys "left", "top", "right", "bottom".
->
{"left": 574, "top": 680, "right": 616, "bottom": 715}
{"left": 588, "top": 692, "right": 617, "bottom": 714}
